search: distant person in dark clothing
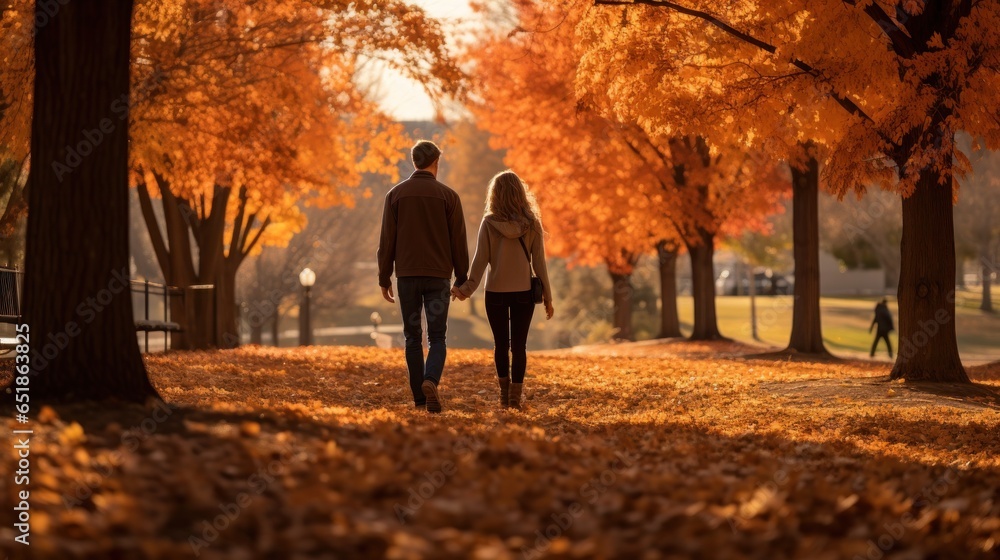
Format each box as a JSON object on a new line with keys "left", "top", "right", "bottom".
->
{"left": 869, "top": 298, "right": 895, "bottom": 358}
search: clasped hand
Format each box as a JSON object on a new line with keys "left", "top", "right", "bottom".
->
{"left": 450, "top": 287, "right": 468, "bottom": 301}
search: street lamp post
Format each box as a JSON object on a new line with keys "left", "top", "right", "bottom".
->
{"left": 299, "top": 267, "right": 316, "bottom": 346}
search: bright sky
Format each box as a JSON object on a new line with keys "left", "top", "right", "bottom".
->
{"left": 376, "top": 0, "right": 476, "bottom": 121}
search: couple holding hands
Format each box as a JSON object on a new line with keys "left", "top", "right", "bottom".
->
{"left": 377, "top": 140, "right": 553, "bottom": 413}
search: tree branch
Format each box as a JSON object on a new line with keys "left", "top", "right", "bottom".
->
{"left": 229, "top": 186, "right": 249, "bottom": 255}
{"left": 594, "top": 0, "right": 881, "bottom": 128}
{"left": 238, "top": 210, "right": 259, "bottom": 255}
{"left": 843, "top": 0, "right": 915, "bottom": 58}
{"left": 136, "top": 180, "right": 171, "bottom": 279}
{"left": 239, "top": 215, "right": 271, "bottom": 265}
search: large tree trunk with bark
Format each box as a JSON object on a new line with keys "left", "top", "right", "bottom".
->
{"left": 891, "top": 167, "right": 968, "bottom": 382}
{"left": 686, "top": 229, "right": 723, "bottom": 340}
{"left": 785, "top": 154, "right": 829, "bottom": 354}
{"left": 24, "top": 0, "right": 158, "bottom": 401}
{"left": 656, "top": 241, "right": 682, "bottom": 338}
{"left": 610, "top": 271, "right": 634, "bottom": 341}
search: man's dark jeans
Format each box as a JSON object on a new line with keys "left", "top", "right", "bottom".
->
{"left": 397, "top": 276, "right": 451, "bottom": 405}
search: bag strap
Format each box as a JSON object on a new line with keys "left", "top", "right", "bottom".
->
{"left": 517, "top": 236, "right": 532, "bottom": 264}
{"left": 517, "top": 236, "right": 534, "bottom": 282}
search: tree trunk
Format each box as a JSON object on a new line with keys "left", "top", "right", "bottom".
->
{"left": 748, "top": 264, "right": 759, "bottom": 341}
{"left": 23, "top": 0, "right": 158, "bottom": 401}
{"left": 136, "top": 180, "right": 191, "bottom": 349}
{"left": 186, "top": 285, "right": 217, "bottom": 348}
{"left": 139, "top": 179, "right": 232, "bottom": 350}
{"left": 981, "top": 247, "right": 993, "bottom": 313}
{"left": 216, "top": 262, "right": 239, "bottom": 348}
{"left": 656, "top": 241, "right": 682, "bottom": 338}
{"left": 891, "top": 169, "right": 968, "bottom": 382}
{"left": 271, "top": 312, "right": 281, "bottom": 347}
{"left": 686, "top": 229, "right": 723, "bottom": 340}
{"left": 250, "top": 322, "right": 263, "bottom": 345}
{"left": 609, "top": 271, "right": 634, "bottom": 341}
{"left": 785, "top": 155, "right": 829, "bottom": 354}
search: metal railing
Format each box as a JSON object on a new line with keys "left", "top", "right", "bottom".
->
{"left": 130, "top": 279, "right": 185, "bottom": 353}
{"left": 0, "top": 271, "right": 189, "bottom": 353}
{"left": 0, "top": 267, "right": 23, "bottom": 325}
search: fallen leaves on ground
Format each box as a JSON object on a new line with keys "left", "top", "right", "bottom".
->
{"left": 2, "top": 343, "right": 999, "bottom": 559}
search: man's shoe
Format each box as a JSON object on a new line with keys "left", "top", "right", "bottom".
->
{"left": 422, "top": 380, "right": 442, "bottom": 413}
{"left": 509, "top": 383, "right": 523, "bottom": 411}
{"left": 498, "top": 377, "right": 510, "bottom": 408}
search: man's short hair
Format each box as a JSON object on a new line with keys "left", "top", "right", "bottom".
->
{"left": 411, "top": 140, "right": 442, "bottom": 170}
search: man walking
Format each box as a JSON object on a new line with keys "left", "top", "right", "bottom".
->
{"left": 869, "top": 297, "right": 895, "bottom": 359}
{"left": 378, "top": 140, "right": 468, "bottom": 413}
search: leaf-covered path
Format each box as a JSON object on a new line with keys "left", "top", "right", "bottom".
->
{"left": 2, "top": 344, "right": 999, "bottom": 559}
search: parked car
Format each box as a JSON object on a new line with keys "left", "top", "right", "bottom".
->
{"left": 716, "top": 269, "right": 793, "bottom": 296}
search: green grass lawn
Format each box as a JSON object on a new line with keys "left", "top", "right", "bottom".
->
{"left": 312, "top": 290, "right": 998, "bottom": 363}
{"left": 687, "top": 292, "right": 999, "bottom": 363}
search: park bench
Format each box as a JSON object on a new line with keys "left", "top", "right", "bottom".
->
{"left": 0, "top": 269, "right": 186, "bottom": 353}
{"left": 131, "top": 279, "right": 184, "bottom": 353}
{"left": 0, "top": 267, "right": 23, "bottom": 350}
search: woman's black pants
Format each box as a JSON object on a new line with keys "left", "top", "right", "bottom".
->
{"left": 484, "top": 290, "right": 535, "bottom": 383}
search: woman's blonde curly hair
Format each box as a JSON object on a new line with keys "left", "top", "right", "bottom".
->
{"left": 484, "top": 170, "right": 543, "bottom": 231}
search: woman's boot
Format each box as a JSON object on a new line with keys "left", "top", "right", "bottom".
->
{"left": 498, "top": 377, "right": 510, "bottom": 407}
{"left": 509, "top": 383, "right": 523, "bottom": 410}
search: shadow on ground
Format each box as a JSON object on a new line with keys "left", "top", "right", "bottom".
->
{"left": 0, "top": 344, "right": 997, "bottom": 559}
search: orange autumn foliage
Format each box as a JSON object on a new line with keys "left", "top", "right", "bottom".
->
{"left": 467, "top": 1, "right": 788, "bottom": 275}
{"left": 582, "top": 0, "right": 1000, "bottom": 380}
{"left": 467, "top": 2, "right": 660, "bottom": 273}
{"left": 1, "top": 0, "right": 464, "bottom": 266}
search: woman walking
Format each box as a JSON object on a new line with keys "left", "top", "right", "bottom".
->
{"left": 453, "top": 171, "right": 553, "bottom": 410}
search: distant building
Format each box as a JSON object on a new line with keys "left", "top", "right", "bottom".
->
{"left": 818, "top": 251, "right": 885, "bottom": 296}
